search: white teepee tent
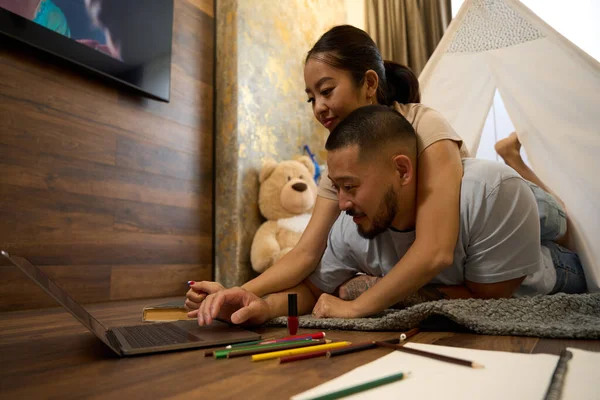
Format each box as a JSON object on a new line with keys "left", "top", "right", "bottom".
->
{"left": 419, "top": 0, "right": 600, "bottom": 292}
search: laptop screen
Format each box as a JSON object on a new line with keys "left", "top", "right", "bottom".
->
{"left": 1, "top": 251, "right": 119, "bottom": 352}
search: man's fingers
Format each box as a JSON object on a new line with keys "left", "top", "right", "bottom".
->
{"left": 198, "top": 293, "right": 214, "bottom": 325}
{"left": 312, "top": 294, "right": 330, "bottom": 318}
{"left": 209, "top": 292, "right": 227, "bottom": 320}
{"left": 230, "top": 301, "right": 262, "bottom": 325}
{"left": 200, "top": 293, "right": 218, "bottom": 325}
{"left": 195, "top": 287, "right": 257, "bottom": 326}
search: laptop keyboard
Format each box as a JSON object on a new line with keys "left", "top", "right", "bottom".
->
{"left": 117, "top": 323, "right": 200, "bottom": 349}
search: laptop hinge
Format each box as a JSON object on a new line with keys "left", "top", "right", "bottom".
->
{"left": 105, "top": 330, "right": 123, "bottom": 356}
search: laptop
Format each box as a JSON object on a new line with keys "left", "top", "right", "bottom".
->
{"left": 1, "top": 250, "right": 262, "bottom": 356}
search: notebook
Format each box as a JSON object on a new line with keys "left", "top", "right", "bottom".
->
{"left": 142, "top": 301, "right": 193, "bottom": 322}
{"left": 292, "top": 342, "right": 600, "bottom": 399}
{"left": 1, "top": 251, "right": 261, "bottom": 356}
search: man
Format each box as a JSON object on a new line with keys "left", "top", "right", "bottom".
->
{"left": 190, "top": 106, "right": 586, "bottom": 326}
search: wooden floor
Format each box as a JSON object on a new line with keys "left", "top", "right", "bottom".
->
{"left": 1, "top": 297, "right": 598, "bottom": 399}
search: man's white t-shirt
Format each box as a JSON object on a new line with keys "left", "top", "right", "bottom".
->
{"left": 310, "top": 159, "right": 557, "bottom": 297}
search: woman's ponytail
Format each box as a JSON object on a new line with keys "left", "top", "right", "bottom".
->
{"left": 384, "top": 61, "right": 420, "bottom": 104}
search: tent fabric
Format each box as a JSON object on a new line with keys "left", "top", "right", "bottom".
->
{"left": 419, "top": 0, "right": 600, "bottom": 291}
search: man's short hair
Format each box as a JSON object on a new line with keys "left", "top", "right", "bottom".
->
{"left": 325, "top": 105, "right": 417, "bottom": 161}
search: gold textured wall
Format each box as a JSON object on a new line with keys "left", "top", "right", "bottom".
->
{"left": 215, "top": 0, "right": 346, "bottom": 287}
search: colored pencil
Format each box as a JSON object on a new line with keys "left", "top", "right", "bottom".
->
{"left": 326, "top": 338, "right": 400, "bottom": 358}
{"left": 213, "top": 339, "right": 325, "bottom": 359}
{"left": 230, "top": 336, "right": 315, "bottom": 349}
{"left": 205, "top": 337, "right": 316, "bottom": 357}
{"left": 278, "top": 350, "right": 329, "bottom": 364}
{"left": 303, "top": 371, "right": 409, "bottom": 400}
{"left": 374, "top": 341, "right": 484, "bottom": 368}
{"left": 252, "top": 341, "right": 352, "bottom": 362}
{"left": 399, "top": 328, "right": 420, "bottom": 341}
{"left": 281, "top": 331, "right": 326, "bottom": 340}
{"left": 226, "top": 338, "right": 275, "bottom": 348}
{"left": 204, "top": 339, "right": 267, "bottom": 356}
{"left": 258, "top": 331, "right": 326, "bottom": 345}
{"left": 226, "top": 339, "right": 330, "bottom": 359}
{"left": 280, "top": 338, "right": 401, "bottom": 364}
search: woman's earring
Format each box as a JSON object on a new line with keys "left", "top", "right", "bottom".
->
{"left": 368, "top": 96, "right": 373, "bottom": 105}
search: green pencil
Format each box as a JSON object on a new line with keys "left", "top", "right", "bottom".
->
{"left": 227, "top": 339, "right": 267, "bottom": 348}
{"left": 226, "top": 337, "right": 279, "bottom": 348}
{"left": 207, "top": 337, "right": 316, "bottom": 358}
{"left": 304, "top": 371, "right": 409, "bottom": 400}
{"left": 213, "top": 339, "right": 324, "bottom": 359}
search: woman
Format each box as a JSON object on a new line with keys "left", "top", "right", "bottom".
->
{"left": 187, "top": 25, "right": 467, "bottom": 317}
{"left": 187, "top": 25, "right": 582, "bottom": 320}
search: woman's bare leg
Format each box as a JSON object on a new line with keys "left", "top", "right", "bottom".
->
{"left": 495, "top": 133, "right": 556, "bottom": 198}
{"left": 495, "top": 132, "right": 571, "bottom": 248}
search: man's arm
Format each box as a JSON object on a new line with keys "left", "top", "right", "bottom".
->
{"left": 191, "top": 281, "right": 321, "bottom": 326}
{"left": 338, "top": 275, "right": 473, "bottom": 307}
{"left": 338, "top": 274, "right": 523, "bottom": 308}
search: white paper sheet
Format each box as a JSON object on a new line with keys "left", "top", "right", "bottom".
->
{"left": 563, "top": 348, "right": 600, "bottom": 400}
{"left": 292, "top": 343, "right": 600, "bottom": 400}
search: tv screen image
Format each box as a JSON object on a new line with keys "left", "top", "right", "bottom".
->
{"left": 0, "top": 0, "right": 174, "bottom": 102}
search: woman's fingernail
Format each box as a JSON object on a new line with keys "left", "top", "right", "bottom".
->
{"left": 187, "top": 281, "right": 195, "bottom": 285}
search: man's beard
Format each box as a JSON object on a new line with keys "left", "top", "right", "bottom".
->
{"left": 348, "top": 186, "right": 397, "bottom": 239}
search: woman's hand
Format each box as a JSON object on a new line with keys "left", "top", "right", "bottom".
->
{"left": 184, "top": 281, "right": 225, "bottom": 311}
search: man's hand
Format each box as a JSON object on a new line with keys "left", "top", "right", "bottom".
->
{"left": 338, "top": 275, "right": 381, "bottom": 300}
{"left": 312, "top": 293, "right": 360, "bottom": 318}
{"left": 188, "top": 287, "right": 271, "bottom": 326}
{"left": 185, "top": 281, "right": 226, "bottom": 311}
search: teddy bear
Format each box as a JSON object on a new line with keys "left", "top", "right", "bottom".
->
{"left": 250, "top": 156, "right": 319, "bottom": 273}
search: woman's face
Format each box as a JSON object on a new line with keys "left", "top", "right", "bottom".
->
{"left": 304, "top": 57, "right": 371, "bottom": 132}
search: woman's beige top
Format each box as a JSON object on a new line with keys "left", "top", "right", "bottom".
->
{"left": 318, "top": 102, "right": 470, "bottom": 200}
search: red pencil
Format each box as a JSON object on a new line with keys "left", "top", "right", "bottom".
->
{"left": 278, "top": 332, "right": 326, "bottom": 341}
{"left": 278, "top": 349, "right": 329, "bottom": 364}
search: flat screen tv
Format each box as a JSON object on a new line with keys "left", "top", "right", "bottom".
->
{"left": 0, "top": 0, "right": 174, "bottom": 102}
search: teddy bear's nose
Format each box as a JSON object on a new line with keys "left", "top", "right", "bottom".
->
{"left": 292, "top": 182, "right": 307, "bottom": 192}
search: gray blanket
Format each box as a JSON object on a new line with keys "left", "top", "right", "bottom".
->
{"left": 267, "top": 293, "right": 600, "bottom": 339}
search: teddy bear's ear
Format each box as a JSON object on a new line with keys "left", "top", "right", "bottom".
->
{"left": 259, "top": 159, "right": 278, "bottom": 183}
{"left": 295, "top": 155, "right": 315, "bottom": 177}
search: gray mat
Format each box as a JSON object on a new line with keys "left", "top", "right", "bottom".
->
{"left": 267, "top": 293, "right": 600, "bottom": 339}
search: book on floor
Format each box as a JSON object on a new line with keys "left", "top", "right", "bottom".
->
{"left": 142, "top": 299, "right": 193, "bottom": 322}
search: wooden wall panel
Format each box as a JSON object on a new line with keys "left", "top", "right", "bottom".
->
{"left": 0, "top": 0, "right": 215, "bottom": 311}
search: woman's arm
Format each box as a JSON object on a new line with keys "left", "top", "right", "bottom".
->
{"left": 343, "top": 139, "right": 464, "bottom": 316}
{"left": 242, "top": 195, "right": 340, "bottom": 297}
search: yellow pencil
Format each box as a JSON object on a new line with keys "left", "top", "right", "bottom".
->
{"left": 252, "top": 341, "right": 352, "bottom": 362}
